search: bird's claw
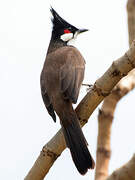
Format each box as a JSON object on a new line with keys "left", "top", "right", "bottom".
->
{"left": 82, "top": 83, "right": 93, "bottom": 92}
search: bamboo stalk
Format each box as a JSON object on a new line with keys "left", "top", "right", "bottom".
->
{"left": 24, "top": 40, "right": 135, "bottom": 180}
{"left": 95, "top": 1, "right": 135, "bottom": 179}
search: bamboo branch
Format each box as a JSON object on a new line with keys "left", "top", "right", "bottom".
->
{"left": 106, "top": 154, "right": 135, "bottom": 180}
{"left": 127, "top": 0, "right": 135, "bottom": 46}
{"left": 95, "top": 107, "right": 113, "bottom": 180}
{"left": 95, "top": 70, "right": 135, "bottom": 180}
{"left": 95, "top": 1, "right": 135, "bottom": 179}
{"left": 24, "top": 41, "right": 135, "bottom": 180}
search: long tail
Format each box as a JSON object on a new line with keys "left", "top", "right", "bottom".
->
{"left": 61, "top": 111, "right": 95, "bottom": 175}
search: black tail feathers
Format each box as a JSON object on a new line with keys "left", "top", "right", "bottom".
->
{"left": 61, "top": 113, "right": 95, "bottom": 175}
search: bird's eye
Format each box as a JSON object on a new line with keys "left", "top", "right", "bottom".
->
{"left": 64, "top": 29, "right": 71, "bottom": 34}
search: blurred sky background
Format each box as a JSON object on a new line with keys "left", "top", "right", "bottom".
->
{"left": 0, "top": 0, "right": 135, "bottom": 179}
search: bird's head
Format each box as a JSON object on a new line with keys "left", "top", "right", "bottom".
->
{"left": 50, "top": 7, "right": 88, "bottom": 44}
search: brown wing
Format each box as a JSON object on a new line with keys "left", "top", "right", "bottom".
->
{"left": 59, "top": 50, "right": 85, "bottom": 104}
{"left": 40, "top": 77, "right": 56, "bottom": 122}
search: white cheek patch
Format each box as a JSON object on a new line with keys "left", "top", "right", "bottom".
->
{"left": 73, "top": 31, "right": 78, "bottom": 39}
{"left": 67, "top": 32, "right": 79, "bottom": 46}
{"left": 60, "top": 33, "right": 73, "bottom": 42}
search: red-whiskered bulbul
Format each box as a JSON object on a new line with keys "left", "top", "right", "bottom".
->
{"left": 40, "top": 7, "right": 95, "bottom": 175}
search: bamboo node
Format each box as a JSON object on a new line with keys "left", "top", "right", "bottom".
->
{"left": 98, "top": 109, "right": 114, "bottom": 120}
{"left": 97, "top": 147, "right": 111, "bottom": 158}
{"left": 111, "top": 69, "right": 121, "bottom": 77}
{"left": 94, "top": 84, "right": 110, "bottom": 97}
{"left": 125, "top": 52, "right": 135, "bottom": 68}
{"left": 112, "top": 61, "right": 128, "bottom": 77}
{"left": 41, "top": 147, "right": 60, "bottom": 161}
{"left": 80, "top": 118, "right": 88, "bottom": 124}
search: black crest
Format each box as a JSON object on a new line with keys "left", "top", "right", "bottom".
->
{"left": 50, "top": 7, "right": 77, "bottom": 32}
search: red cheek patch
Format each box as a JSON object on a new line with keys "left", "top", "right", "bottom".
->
{"left": 64, "top": 29, "right": 71, "bottom": 34}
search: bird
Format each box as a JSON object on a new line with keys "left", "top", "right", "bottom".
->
{"left": 40, "top": 7, "right": 95, "bottom": 175}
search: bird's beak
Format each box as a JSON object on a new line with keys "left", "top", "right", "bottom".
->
{"left": 78, "top": 28, "right": 89, "bottom": 34}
